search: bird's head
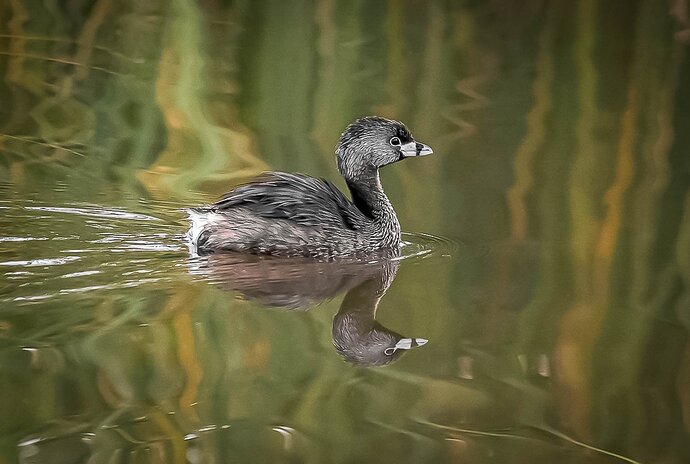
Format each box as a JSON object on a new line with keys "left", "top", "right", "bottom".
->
{"left": 335, "top": 116, "right": 433, "bottom": 180}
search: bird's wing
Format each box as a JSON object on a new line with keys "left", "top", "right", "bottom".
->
{"left": 211, "top": 172, "right": 367, "bottom": 230}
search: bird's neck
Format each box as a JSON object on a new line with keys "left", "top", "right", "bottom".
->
{"left": 345, "top": 170, "right": 401, "bottom": 244}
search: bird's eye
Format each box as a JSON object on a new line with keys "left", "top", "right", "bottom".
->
{"left": 389, "top": 137, "right": 401, "bottom": 146}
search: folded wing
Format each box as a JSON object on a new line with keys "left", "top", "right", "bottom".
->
{"left": 211, "top": 172, "right": 366, "bottom": 231}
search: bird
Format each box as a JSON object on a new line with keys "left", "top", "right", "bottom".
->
{"left": 187, "top": 116, "right": 433, "bottom": 258}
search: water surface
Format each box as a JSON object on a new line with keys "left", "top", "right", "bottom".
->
{"left": 1, "top": 1, "right": 690, "bottom": 463}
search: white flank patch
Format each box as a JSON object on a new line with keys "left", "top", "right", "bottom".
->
{"left": 186, "top": 209, "right": 226, "bottom": 250}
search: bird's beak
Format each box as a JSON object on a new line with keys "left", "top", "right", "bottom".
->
{"left": 401, "top": 140, "right": 434, "bottom": 158}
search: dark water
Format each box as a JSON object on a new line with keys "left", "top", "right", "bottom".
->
{"left": 2, "top": 0, "right": 690, "bottom": 463}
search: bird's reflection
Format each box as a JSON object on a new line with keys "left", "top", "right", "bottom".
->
{"left": 189, "top": 252, "right": 428, "bottom": 366}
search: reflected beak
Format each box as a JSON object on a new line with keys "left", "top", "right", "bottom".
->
{"left": 395, "top": 337, "right": 428, "bottom": 349}
{"left": 384, "top": 337, "right": 429, "bottom": 355}
{"left": 400, "top": 140, "right": 434, "bottom": 158}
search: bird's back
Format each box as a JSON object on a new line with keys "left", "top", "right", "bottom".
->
{"left": 188, "top": 172, "right": 371, "bottom": 256}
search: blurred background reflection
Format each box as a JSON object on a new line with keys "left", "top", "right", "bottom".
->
{"left": 1, "top": 0, "right": 690, "bottom": 463}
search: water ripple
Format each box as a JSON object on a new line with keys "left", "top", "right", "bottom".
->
{"left": 399, "top": 232, "right": 460, "bottom": 263}
{"left": 0, "top": 257, "right": 81, "bottom": 267}
{"left": 0, "top": 237, "right": 50, "bottom": 242}
{"left": 25, "top": 206, "right": 161, "bottom": 221}
{"left": 1, "top": 199, "right": 187, "bottom": 306}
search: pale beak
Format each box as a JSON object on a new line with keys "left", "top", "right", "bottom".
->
{"left": 400, "top": 140, "right": 434, "bottom": 158}
{"left": 384, "top": 337, "right": 429, "bottom": 356}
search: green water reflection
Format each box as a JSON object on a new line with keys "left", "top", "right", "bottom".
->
{"left": 1, "top": 0, "right": 690, "bottom": 463}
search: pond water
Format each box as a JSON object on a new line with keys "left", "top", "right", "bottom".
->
{"left": 2, "top": 1, "right": 690, "bottom": 463}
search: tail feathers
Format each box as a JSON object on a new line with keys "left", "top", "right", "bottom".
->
{"left": 187, "top": 208, "right": 221, "bottom": 248}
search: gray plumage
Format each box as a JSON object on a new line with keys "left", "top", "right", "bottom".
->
{"left": 187, "top": 116, "right": 433, "bottom": 257}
